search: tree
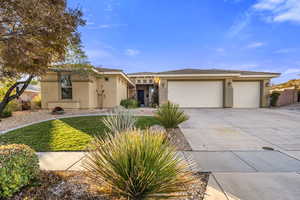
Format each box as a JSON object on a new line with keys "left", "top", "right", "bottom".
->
{"left": 0, "top": 0, "right": 85, "bottom": 115}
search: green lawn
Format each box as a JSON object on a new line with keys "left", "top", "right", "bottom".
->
{"left": 0, "top": 116, "right": 159, "bottom": 152}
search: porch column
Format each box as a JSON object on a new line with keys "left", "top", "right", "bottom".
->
{"left": 159, "top": 79, "right": 168, "bottom": 105}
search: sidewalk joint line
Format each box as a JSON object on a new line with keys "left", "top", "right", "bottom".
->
{"left": 231, "top": 151, "right": 259, "bottom": 172}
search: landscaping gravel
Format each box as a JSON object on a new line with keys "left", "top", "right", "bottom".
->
{"left": 9, "top": 171, "right": 208, "bottom": 200}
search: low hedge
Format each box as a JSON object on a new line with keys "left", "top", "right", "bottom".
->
{"left": 0, "top": 144, "right": 39, "bottom": 198}
{"left": 0, "top": 108, "right": 12, "bottom": 118}
{"left": 120, "top": 99, "right": 139, "bottom": 109}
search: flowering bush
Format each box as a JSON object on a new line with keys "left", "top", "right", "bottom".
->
{"left": 0, "top": 144, "right": 39, "bottom": 198}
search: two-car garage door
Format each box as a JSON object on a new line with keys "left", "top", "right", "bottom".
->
{"left": 168, "top": 81, "right": 223, "bottom": 108}
{"left": 167, "top": 81, "right": 261, "bottom": 108}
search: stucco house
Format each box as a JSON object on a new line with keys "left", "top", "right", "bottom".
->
{"left": 41, "top": 67, "right": 280, "bottom": 109}
{"left": 41, "top": 67, "right": 134, "bottom": 109}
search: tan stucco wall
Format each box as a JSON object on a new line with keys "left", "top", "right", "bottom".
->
{"left": 224, "top": 78, "right": 233, "bottom": 108}
{"left": 41, "top": 72, "right": 60, "bottom": 109}
{"left": 101, "top": 75, "right": 117, "bottom": 108}
{"left": 41, "top": 72, "right": 130, "bottom": 109}
{"left": 260, "top": 79, "right": 271, "bottom": 107}
{"left": 116, "top": 76, "right": 128, "bottom": 105}
{"left": 158, "top": 79, "right": 168, "bottom": 105}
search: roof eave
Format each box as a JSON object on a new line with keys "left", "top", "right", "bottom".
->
{"left": 92, "top": 69, "right": 135, "bottom": 86}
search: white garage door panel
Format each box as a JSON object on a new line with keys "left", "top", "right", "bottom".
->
{"left": 168, "top": 81, "right": 223, "bottom": 108}
{"left": 233, "top": 81, "right": 260, "bottom": 108}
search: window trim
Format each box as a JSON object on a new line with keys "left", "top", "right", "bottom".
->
{"left": 59, "top": 73, "right": 73, "bottom": 100}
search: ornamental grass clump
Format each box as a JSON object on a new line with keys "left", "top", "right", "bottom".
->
{"left": 0, "top": 144, "right": 39, "bottom": 198}
{"left": 84, "top": 129, "right": 196, "bottom": 200}
{"left": 102, "top": 109, "right": 136, "bottom": 135}
{"left": 154, "top": 101, "right": 189, "bottom": 129}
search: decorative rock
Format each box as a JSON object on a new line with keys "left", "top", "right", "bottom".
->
{"left": 52, "top": 107, "right": 65, "bottom": 115}
{"left": 149, "top": 125, "right": 165, "bottom": 132}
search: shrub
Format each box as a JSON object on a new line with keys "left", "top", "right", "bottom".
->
{"left": 31, "top": 95, "right": 42, "bottom": 109}
{"left": 270, "top": 92, "right": 281, "bottom": 107}
{"left": 8, "top": 100, "right": 21, "bottom": 112}
{"left": 52, "top": 106, "right": 64, "bottom": 115}
{"left": 103, "top": 109, "right": 136, "bottom": 135}
{"left": 0, "top": 100, "right": 21, "bottom": 118}
{"left": 0, "top": 144, "right": 39, "bottom": 198}
{"left": 120, "top": 98, "right": 139, "bottom": 109}
{"left": 0, "top": 108, "right": 12, "bottom": 118}
{"left": 84, "top": 130, "right": 195, "bottom": 200}
{"left": 154, "top": 101, "right": 189, "bottom": 129}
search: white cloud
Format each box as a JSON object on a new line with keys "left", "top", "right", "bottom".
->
{"left": 246, "top": 42, "right": 265, "bottom": 48}
{"left": 125, "top": 49, "right": 140, "bottom": 56}
{"left": 227, "top": 12, "right": 252, "bottom": 38}
{"left": 216, "top": 48, "right": 225, "bottom": 53}
{"left": 282, "top": 68, "right": 300, "bottom": 75}
{"left": 226, "top": 0, "right": 300, "bottom": 39}
{"left": 253, "top": 0, "right": 300, "bottom": 23}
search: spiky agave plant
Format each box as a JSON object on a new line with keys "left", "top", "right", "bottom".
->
{"left": 84, "top": 129, "right": 196, "bottom": 200}
{"left": 154, "top": 101, "right": 189, "bottom": 129}
{"left": 102, "top": 109, "right": 136, "bottom": 135}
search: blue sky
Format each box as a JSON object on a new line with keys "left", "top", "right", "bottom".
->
{"left": 68, "top": 0, "right": 300, "bottom": 83}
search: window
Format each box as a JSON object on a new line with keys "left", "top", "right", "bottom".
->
{"left": 60, "top": 74, "right": 72, "bottom": 99}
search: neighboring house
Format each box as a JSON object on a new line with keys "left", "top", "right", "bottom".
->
{"left": 41, "top": 67, "right": 135, "bottom": 109}
{"left": 128, "top": 69, "right": 280, "bottom": 108}
{"left": 19, "top": 84, "right": 40, "bottom": 102}
{"left": 41, "top": 67, "right": 280, "bottom": 109}
{"left": 270, "top": 79, "right": 300, "bottom": 106}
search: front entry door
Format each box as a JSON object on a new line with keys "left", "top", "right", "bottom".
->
{"left": 137, "top": 90, "right": 145, "bottom": 106}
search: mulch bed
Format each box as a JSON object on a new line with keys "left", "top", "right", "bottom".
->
{"left": 9, "top": 171, "right": 209, "bottom": 200}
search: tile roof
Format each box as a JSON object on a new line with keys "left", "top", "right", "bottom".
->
{"left": 94, "top": 67, "right": 123, "bottom": 72}
{"left": 128, "top": 68, "right": 281, "bottom": 76}
{"left": 127, "top": 72, "right": 157, "bottom": 75}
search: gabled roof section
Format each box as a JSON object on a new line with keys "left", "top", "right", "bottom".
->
{"left": 92, "top": 67, "right": 135, "bottom": 86}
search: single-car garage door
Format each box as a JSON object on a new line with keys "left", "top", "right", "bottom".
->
{"left": 233, "top": 81, "right": 260, "bottom": 108}
{"left": 168, "top": 81, "right": 223, "bottom": 108}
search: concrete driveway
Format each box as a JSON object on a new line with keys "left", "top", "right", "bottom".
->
{"left": 181, "top": 108, "right": 300, "bottom": 151}
{"left": 180, "top": 108, "right": 300, "bottom": 200}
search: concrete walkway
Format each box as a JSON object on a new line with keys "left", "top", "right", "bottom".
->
{"left": 38, "top": 152, "right": 87, "bottom": 171}
{"left": 181, "top": 109, "right": 300, "bottom": 200}
{"left": 38, "top": 151, "right": 300, "bottom": 200}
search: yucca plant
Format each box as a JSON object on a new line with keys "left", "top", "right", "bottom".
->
{"left": 103, "top": 109, "right": 136, "bottom": 135}
{"left": 84, "top": 130, "right": 196, "bottom": 200}
{"left": 154, "top": 101, "right": 189, "bottom": 129}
